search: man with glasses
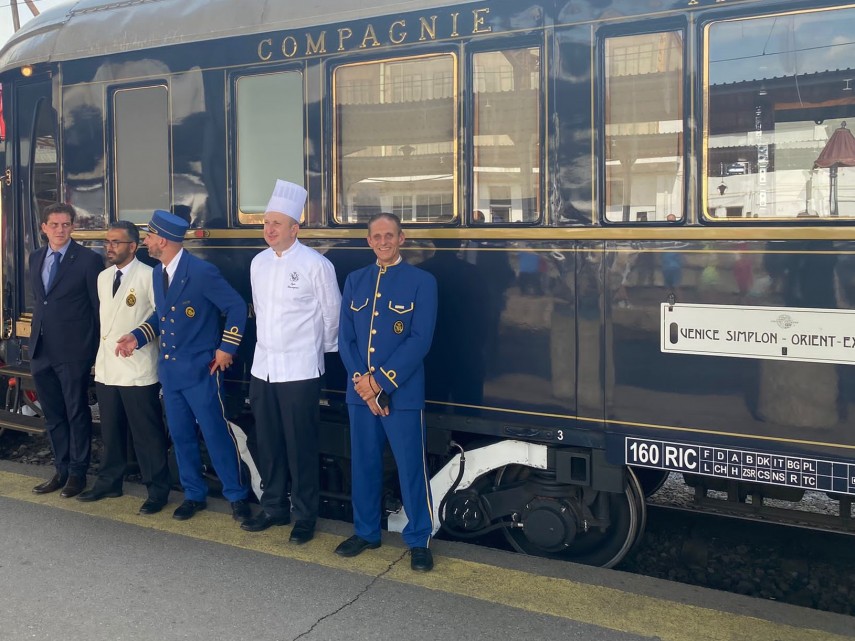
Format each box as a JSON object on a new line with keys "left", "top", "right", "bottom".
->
{"left": 30, "top": 203, "right": 103, "bottom": 498}
{"left": 77, "top": 221, "right": 171, "bottom": 513}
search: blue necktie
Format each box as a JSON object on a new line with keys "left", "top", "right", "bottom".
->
{"left": 46, "top": 251, "right": 61, "bottom": 291}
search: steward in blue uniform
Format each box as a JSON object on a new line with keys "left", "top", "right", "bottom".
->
{"left": 116, "top": 210, "right": 250, "bottom": 523}
{"left": 335, "top": 213, "right": 438, "bottom": 572}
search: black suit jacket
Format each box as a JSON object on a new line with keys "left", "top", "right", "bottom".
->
{"left": 29, "top": 239, "right": 103, "bottom": 373}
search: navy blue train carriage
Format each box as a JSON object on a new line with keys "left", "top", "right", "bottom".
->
{"left": 1, "top": 0, "right": 854, "bottom": 567}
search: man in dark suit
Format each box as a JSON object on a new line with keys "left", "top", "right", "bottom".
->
{"left": 30, "top": 202, "right": 102, "bottom": 498}
{"left": 116, "top": 210, "right": 251, "bottom": 523}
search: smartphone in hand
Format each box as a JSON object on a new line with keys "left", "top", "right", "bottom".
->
{"left": 376, "top": 390, "right": 390, "bottom": 410}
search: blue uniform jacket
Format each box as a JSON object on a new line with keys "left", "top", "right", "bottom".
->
{"left": 131, "top": 251, "right": 246, "bottom": 391}
{"left": 339, "top": 260, "right": 437, "bottom": 410}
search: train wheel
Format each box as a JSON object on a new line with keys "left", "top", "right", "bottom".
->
{"left": 631, "top": 467, "right": 669, "bottom": 498}
{"left": 496, "top": 465, "right": 646, "bottom": 568}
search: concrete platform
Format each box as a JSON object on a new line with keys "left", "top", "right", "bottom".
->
{"left": 0, "top": 460, "right": 852, "bottom": 641}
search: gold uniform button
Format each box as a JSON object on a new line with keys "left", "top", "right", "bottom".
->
{"left": 371, "top": 329, "right": 377, "bottom": 335}
{"left": 374, "top": 311, "right": 379, "bottom": 317}
{"left": 369, "top": 347, "right": 375, "bottom": 353}
{"left": 376, "top": 292, "right": 382, "bottom": 298}
{"left": 171, "top": 306, "right": 176, "bottom": 311}
{"left": 162, "top": 342, "right": 166, "bottom": 347}
{"left": 164, "top": 354, "right": 170, "bottom": 360}
{"left": 161, "top": 317, "right": 166, "bottom": 322}
{"left": 370, "top": 367, "right": 376, "bottom": 373}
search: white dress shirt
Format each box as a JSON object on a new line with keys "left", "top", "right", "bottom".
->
{"left": 163, "top": 247, "right": 184, "bottom": 284}
{"left": 251, "top": 240, "right": 341, "bottom": 382}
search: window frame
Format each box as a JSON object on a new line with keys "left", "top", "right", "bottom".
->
{"left": 108, "top": 82, "right": 172, "bottom": 226}
{"left": 700, "top": 5, "right": 855, "bottom": 223}
{"left": 329, "top": 49, "right": 460, "bottom": 226}
{"left": 596, "top": 18, "right": 689, "bottom": 226}
{"left": 465, "top": 37, "right": 545, "bottom": 227}
{"left": 230, "top": 63, "right": 308, "bottom": 226}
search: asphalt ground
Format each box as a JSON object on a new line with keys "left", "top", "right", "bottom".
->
{"left": 0, "top": 460, "right": 853, "bottom": 641}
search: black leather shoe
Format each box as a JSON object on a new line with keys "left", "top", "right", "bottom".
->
{"left": 231, "top": 499, "right": 251, "bottom": 523}
{"left": 410, "top": 547, "right": 434, "bottom": 572}
{"left": 240, "top": 511, "right": 290, "bottom": 532}
{"left": 77, "top": 487, "right": 122, "bottom": 502}
{"left": 60, "top": 476, "right": 86, "bottom": 499}
{"left": 289, "top": 520, "right": 315, "bottom": 545}
{"left": 334, "top": 535, "right": 380, "bottom": 557}
{"left": 32, "top": 474, "right": 66, "bottom": 494}
{"left": 172, "top": 500, "right": 206, "bottom": 520}
{"left": 138, "top": 499, "right": 166, "bottom": 515}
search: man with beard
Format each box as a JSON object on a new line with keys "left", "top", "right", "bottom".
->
{"left": 116, "top": 210, "right": 250, "bottom": 523}
{"left": 77, "top": 221, "right": 171, "bottom": 514}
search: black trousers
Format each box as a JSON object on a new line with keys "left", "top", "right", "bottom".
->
{"left": 249, "top": 376, "right": 320, "bottom": 522}
{"left": 94, "top": 382, "right": 171, "bottom": 503}
{"left": 32, "top": 360, "right": 93, "bottom": 478}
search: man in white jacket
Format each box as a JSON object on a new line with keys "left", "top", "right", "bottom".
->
{"left": 77, "top": 220, "right": 171, "bottom": 514}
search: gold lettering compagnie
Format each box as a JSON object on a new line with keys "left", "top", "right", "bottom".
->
{"left": 257, "top": 8, "right": 491, "bottom": 61}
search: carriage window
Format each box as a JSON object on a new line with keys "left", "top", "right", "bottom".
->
{"left": 604, "top": 32, "right": 684, "bottom": 223}
{"left": 236, "top": 71, "right": 305, "bottom": 225}
{"left": 113, "top": 86, "right": 169, "bottom": 224}
{"left": 333, "top": 54, "right": 457, "bottom": 224}
{"left": 707, "top": 8, "right": 855, "bottom": 219}
{"left": 473, "top": 48, "right": 541, "bottom": 224}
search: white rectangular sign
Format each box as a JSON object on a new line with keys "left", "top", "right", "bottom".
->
{"left": 661, "top": 303, "right": 855, "bottom": 365}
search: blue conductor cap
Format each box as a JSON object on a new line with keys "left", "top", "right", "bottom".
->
{"left": 147, "top": 209, "right": 189, "bottom": 242}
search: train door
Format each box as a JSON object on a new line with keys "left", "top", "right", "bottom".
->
{"left": 11, "top": 77, "right": 57, "bottom": 354}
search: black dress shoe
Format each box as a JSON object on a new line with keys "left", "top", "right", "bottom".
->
{"left": 60, "top": 476, "right": 86, "bottom": 499}
{"left": 231, "top": 499, "right": 251, "bottom": 523}
{"left": 138, "top": 499, "right": 166, "bottom": 515}
{"left": 334, "top": 535, "right": 380, "bottom": 557}
{"left": 240, "top": 510, "right": 290, "bottom": 532}
{"left": 77, "top": 487, "right": 122, "bottom": 502}
{"left": 172, "top": 500, "right": 206, "bottom": 520}
{"left": 289, "top": 520, "right": 315, "bottom": 545}
{"left": 410, "top": 547, "right": 434, "bottom": 572}
{"left": 32, "top": 474, "right": 66, "bottom": 494}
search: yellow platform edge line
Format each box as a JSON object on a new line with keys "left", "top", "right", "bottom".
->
{"left": 1, "top": 470, "right": 850, "bottom": 641}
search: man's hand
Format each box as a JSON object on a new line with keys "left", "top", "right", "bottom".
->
{"left": 210, "top": 349, "right": 233, "bottom": 375}
{"left": 115, "top": 334, "right": 138, "bottom": 357}
{"left": 366, "top": 396, "right": 390, "bottom": 417}
{"left": 354, "top": 374, "right": 379, "bottom": 403}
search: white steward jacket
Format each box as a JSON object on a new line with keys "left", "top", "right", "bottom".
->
{"left": 94, "top": 258, "right": 159, "bottom": 386}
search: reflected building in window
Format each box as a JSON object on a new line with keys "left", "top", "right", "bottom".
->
{"left": 706, "top": 8, "right": 855, "bottom": 220}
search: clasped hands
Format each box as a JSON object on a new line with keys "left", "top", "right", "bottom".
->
{"left": 353, "top": 373, "right": 389, "bottom": 417}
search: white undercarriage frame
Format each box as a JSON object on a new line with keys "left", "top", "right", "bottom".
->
{"left": 387, "top": 440, "right": 549, "bottom": 536}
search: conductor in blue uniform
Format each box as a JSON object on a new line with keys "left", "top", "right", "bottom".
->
{"left": 116, "top": 210, "right": 251, "bottom": 523}
{"left": 335, "top": 212, "right": 438, "bottom": 572}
